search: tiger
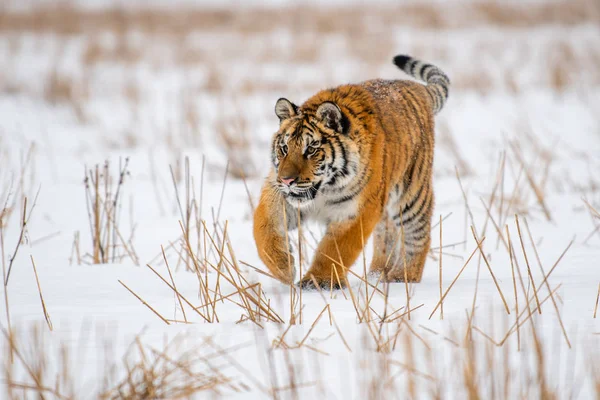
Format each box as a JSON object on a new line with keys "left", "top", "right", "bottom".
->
{"left": 253, "top": 54, "right": 450, "bottom": 289}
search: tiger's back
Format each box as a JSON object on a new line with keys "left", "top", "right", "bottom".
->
{"left": 253, "top": 55, "right": 449, "bottom": 287}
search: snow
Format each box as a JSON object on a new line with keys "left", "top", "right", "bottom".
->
{"left": 1, "top": 1, "right": 600, "bottom": 398}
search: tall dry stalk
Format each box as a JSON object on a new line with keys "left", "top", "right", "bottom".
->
{"left": 83, "top": 159, "right": 138, "bottom": 265}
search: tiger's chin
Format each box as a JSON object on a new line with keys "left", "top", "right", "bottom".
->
{"left": 285, "top": 195, "right": 316, "bottom": 209}
{"left": 281, "top": 182, "right": 322, "bottom": 209}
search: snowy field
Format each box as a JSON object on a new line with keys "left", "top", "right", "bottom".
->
{"left": 1, "top": 0, "right": 600, "bottom": 398}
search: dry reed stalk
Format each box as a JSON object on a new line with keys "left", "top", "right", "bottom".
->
{"left": 404, "top": 330, "right": 417, "bottom": 398}
{"left": 522, "top": 218, "right": 571, "bottom": 348}
{"left": 84, "top": 159, "right": 135, "bottom": 265}
{"left": 462, "top": 333, "right": 479, "bottom": 399}
{"left": 215, "top": 161, "right": 229, "bottom": 228}
{"left": 307, "top": 274, "right": 352, "bottom": 352}
{"left": 281, "top": 199, "right": 296, "bottom": 324}
{"left": 466, "top": 267, "right": 480, "bottom": 344}
{"left": 0, "top": 190, "right": 12, "bottom": 362}
{"left": 497, "top": 151, "right": 507, "bottom": 246}
{"left": 500, "top": 158, "right": 525, "bottom": 228}
{"left": 239, "top": 260, "right": 279, "bottom": 281}
{"left": 297, "top": 206, "right": 303, "bottom": 324}
{"left": 430, "top": 212, "right": 452, "bottom": 231}
{"left": 198, "top": 222, "right": 284, "bottom": 323}
{"left": 510, "top": 142, "right": 552, "bottom": 221}
{"left": 471, "top": 325, "right": 500, "bottom": 346}
{"left": 456, "top": 166, "right": 478, "bottom": 242}
{"left": 225, "top": 251, "right": 276, "bottom": 326}
{"left": 177, "top": 221, "right": 214, "bottom": 320}
{"left": 30, "top": 256, "right": 52, "bottom": 331}
{"left": 346, "top": 268, "right": 385, "bottom": 296}
{"left": 211, "top": 220, "right": 228, "bottom": 317}
{"left": 470, "top": 226, "right": 510, "bottom": 314}
{"left": 205, "top": 337, "right": 270, "bottom": 395}
{"left": 118, "top": 280, "right": 170, "bottom": 325}
{"left": 524, "top": 286, "right": 553, "bottom": 400}
{"left": 376, "top": 282, "right": 392, "bottom": 344}
{"left": 342, "top": 268, "right": 366, "bottom": 323}
{"left": 386, "top": 304, "right": 424, "bottom": 324}
{"left": 389, "top": 360, "right": 436, "bottom": 383}
{"left": 505, "top": 226, "right": 521, "bottom": 351}
{"left": 272, "top": 323, "right": 295, "bottom": 349}
{"left": 359, "top": 217, "right": 371, "bottom": 322}
{"left": 162, "top": 246, "right": 187, "bottom": 323}
{"left": 480, "top": 152, "right": 506, "bottom": 238}
{"left": 0, "top": 326, "right": 69, "bottom": 399}
{"left": 418, "top": 325, "right": 460, "bottom": 348}
{"left": 583, "top": 198, "right": 600, "bottom": 244}
{"left": 104, "top": 334, "right": 234, "bottom": 399}
{"left": 499, "top": 284, "right": 562, "bottom": 346}
{"left": 514, "top": 215, "right": 541, "bottom": 313}
{"left": 498, "top": 237, "right": 573, "bottom": 345}
{"left": 331, "top": 261, "right": 347, "bottom": 299}
{"left": 439, "top": 215, "right": 443, "bottom": 320}
{"left": 169, "top": 163, "right": 188, "bottom": 248}
{"left": 146, "top": 262, "right": 212, "bottom": 323}
{"left": 429, "top": 237, "right": 485, "bottom": 319}
{"left": 594, "top": 282, "right": 600, "bottom": 318}
{"left": 583, "top": 198, "right": 600, "bottom": 219}
{"left": 68, "top": 231, "right": 82, "bottom": 266}
{"left": 399, "top": 214, "right": 411, "bottom": 319}
{"left": 296, "top": 304, "right": 329, "bottom": 348}
{"left": 5, "top": 193, "right": 39, "bottom": 285}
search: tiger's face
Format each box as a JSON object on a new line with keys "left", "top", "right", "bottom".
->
{"left": 271, "top": 98, "right": 359, "bottom": 208}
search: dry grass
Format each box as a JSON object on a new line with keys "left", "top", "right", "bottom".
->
{"left": 126, "top": 163, "right": 284, "bottom": 325}
{"left": 1, "top": 1, "right": 599, "bottom": 398}
{"left": 83, "top": 159, "right": 139, "bottom": 265}
{"left": 1, "top": 1, "right": 599, "bottom": 35}
{"left": 3, "top": 308, "right": 599, "bottom": 399}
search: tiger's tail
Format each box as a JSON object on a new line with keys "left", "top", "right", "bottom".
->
{"left": 393, "top": 55, "right": 450, "bottom": 114}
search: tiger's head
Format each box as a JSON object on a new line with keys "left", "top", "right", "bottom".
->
{"left": 271, "top": 97, "right": 359, "bottom": 208}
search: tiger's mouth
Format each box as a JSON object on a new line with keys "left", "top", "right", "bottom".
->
{"left": 280, "top": 181, "right": 321, "bottom": 203}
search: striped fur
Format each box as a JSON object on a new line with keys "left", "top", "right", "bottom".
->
{"left": 393, "top": 55, "right": 450, "bottom": 114}
{"left": 253, "top": 55, "right": 450, "bottom": 287}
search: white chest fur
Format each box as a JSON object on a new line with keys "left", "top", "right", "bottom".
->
{"left": 306, "top": 194, "right": 359, "bottom": 225}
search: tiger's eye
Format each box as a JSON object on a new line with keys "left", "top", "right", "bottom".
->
{"left": 281, "top": 144, "right": 288, "bottom": 155}
{"left": 307, "top": 146, "right": 318, "bottom": 156}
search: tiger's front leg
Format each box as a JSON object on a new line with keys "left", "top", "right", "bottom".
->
{"left": 299, "top": 202, "right": 381, "bottom": 289}
{"left": 253, "top": 184, "right": 298, "bottom": 284}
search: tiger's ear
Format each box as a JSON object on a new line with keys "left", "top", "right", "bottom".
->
{"left": 275, "top": 98, "right": 299, "bottom": 122}
{"left": 316, "top": 102, "right": 343, "bottom": 133}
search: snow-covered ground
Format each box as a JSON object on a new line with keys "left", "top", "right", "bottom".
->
{"left": 1, "top": 1, "right": 600, "bottom": 398}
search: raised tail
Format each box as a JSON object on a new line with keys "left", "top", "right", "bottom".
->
{"left": 393, "top": 55, "right": 450, "bottom": 114}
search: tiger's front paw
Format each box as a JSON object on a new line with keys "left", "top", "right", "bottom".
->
{"left": 385, "top": 267, "right": 421, "bottom": 283}
{"left": 298, "top": 275, "right": 345, "bottom": 291}
{"left": 271, "top": 264, "right": 296, "bottom": 284}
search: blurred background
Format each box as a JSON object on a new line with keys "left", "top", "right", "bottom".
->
{"left": 1, "top": 0, "right": 599, "bottom": 259}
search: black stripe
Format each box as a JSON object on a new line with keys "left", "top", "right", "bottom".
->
{"left": 410, "top": 60, "right": 418, "bottom": 76}
{"left": 423, "top": 65, "right": 436, "bottom": 81}
{"left": 403, "top": 234, "right": 429, "bottom": 246}
{"left": 398, "top": 191, "right": 430, "bottom": 228}
{"left": 403, "top": 212, "right": 429, "bottom": 236}
{"left": 402, "top": 89, "right": 426, "bottom": 137}
{"left": 393, "top": 186, "right": 424, "bottom": 221}
{"left": 326, "top": 190, "right": 360, "bottom": 205}
{"left": 337, "top": 137, "right": 348, "bottom": 176}
{"left": 416, "top": 62, "right": 428, "bottom": 80}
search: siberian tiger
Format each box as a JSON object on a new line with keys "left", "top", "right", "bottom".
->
{"left": 253, "top": 55, "right": 450, "bottom": 288}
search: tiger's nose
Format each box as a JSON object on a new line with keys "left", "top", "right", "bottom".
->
{"left": 280, "top": 176, "right": 297, "bottom": 186}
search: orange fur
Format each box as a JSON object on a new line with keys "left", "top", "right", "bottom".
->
{"left": 254, "top": 55, "right": 449, "bottom": 288}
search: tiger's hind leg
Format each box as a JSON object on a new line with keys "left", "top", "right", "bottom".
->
{"left": 368, "top": 209, "right": 397, "bottom": 280}
{"left": 385, "top": 183, "right": 434, "bottom": 283}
